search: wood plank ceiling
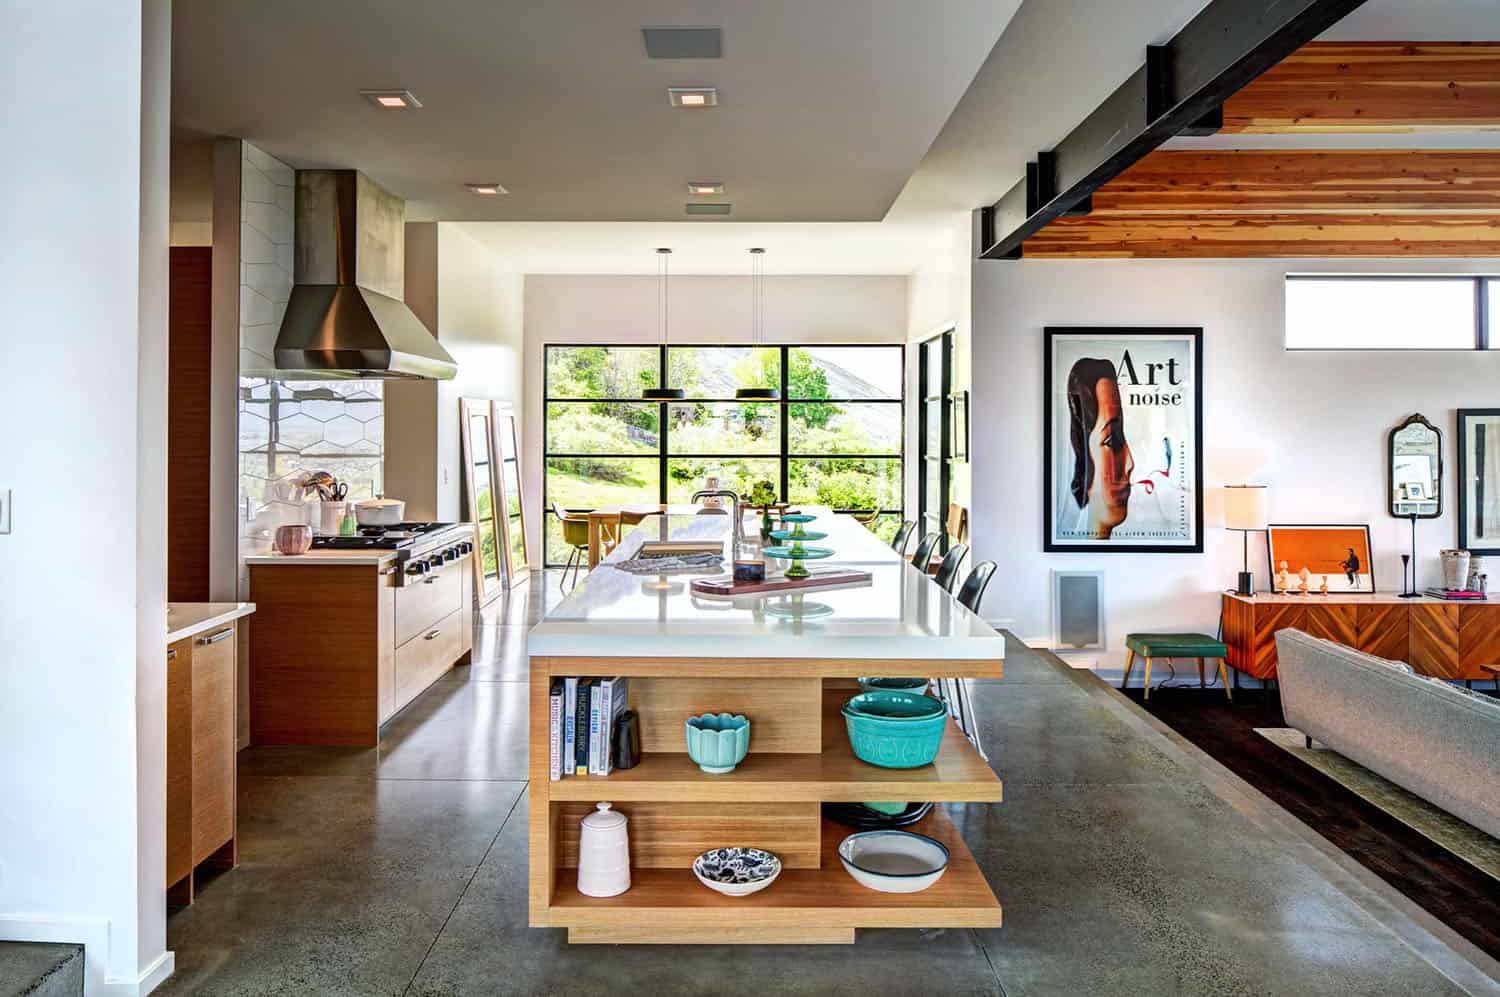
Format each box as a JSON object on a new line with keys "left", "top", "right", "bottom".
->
{"left": 1024, "top": 42, "right": 1500, "bottom": 258}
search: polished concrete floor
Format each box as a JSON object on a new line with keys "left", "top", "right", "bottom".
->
{"left": 158, "top": 575, "right": 1500, "bottom": 996}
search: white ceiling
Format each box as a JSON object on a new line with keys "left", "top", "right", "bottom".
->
{"left": 172, "top": 0, "right": 1019, "bottom": 223}
{"left": 451, "top": 221, "right": 953, "bottom": 275}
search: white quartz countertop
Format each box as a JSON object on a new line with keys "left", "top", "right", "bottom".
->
{"left": 527, "top": 508, "right": 1003, "bottom": 661}
{"left": 167, "top": 602, "right": 255, "bottom": 643}
{"left": 242, "top": 545, "right": 398, "bottom": 565}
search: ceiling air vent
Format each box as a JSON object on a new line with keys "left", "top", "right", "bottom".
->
{"left": 685, "top": 203, "right": 732, "bottom": 216}
{"left": 642, "top": 26, "right": 723, "bottom": 59}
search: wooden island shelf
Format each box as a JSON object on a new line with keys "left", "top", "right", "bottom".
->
{"left": 526, "top": 508, "right": 1006, "bottom": 946}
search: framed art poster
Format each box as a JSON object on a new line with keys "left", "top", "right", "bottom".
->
{"left": 1044, "top": 327, "right": 1203, "bottom": 553}
{"left": 1266, "top": 524, "right": 1375, "bottom": 593}
{"left": 1457, "top": 409, "right": 1500, "bottom": 555}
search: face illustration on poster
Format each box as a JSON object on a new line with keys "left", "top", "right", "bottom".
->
{"left": 1045, "top": 328, "right": 1204, "bottom": 553}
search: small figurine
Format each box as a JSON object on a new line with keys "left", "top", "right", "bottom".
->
{"left": 1297, "top": 566, "right": 1311, "bottom": 595}
{"left": 1275, "top": 560, "right": 1291, "bottom": 593}
{"left": 1319, "top": 575, "right": 1329, "bottom": 595}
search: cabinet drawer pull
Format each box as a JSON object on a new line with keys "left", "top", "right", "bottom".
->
{"left": 197, "top": 627, "right": 234, "bottom": 646}
{"left": 423, "top": 574, "right": 439, "bottom": 584}
{"left": 423, "top": 629, "right": 441, "bottom": 640}
{"left": 167, "top": 648, "right": 178, "bottom": 661}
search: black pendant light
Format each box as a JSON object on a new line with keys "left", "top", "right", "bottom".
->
{"left": 642, "top": 247, "right": 686, "bottom": 401}
{"left": 735, "top": 247, "right": 779, "bottom": 400}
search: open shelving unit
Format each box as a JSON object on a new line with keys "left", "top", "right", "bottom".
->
{"left": 529, "top": 656, "right": 1004, "bottom": 945}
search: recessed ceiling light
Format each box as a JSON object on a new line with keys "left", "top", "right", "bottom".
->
{"left": 360, "top": 89, "right": 422, "bottom": 109}
{"left": 668, "top": 87, "right": 718, "bottom": 108}
{"left": 465, "top": 183, "right": 508, "bottom": 195}
{"left": 687, "top": 182, "right": 725, "bottom": 195}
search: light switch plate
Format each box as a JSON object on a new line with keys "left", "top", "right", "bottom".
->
{"left": 0, "top": 489, "right": 10, "bottom": 533}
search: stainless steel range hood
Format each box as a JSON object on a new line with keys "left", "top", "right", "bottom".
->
{"left": 273, "top": 170, "right": 456, "bottom": 380}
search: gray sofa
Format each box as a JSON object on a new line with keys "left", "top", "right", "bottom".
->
{"left": 1275, "top": 628, "right": 1500, "bottom": 840}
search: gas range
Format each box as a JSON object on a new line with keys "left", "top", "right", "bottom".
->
{"left": 311, "top": 522, "right": 474, "bottom": 586}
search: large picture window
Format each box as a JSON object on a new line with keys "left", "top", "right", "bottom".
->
{"left": 543, "top": 344, "right": 904, "bottom": 564}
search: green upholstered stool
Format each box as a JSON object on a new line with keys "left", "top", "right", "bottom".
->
{"left": 1122, "top": 633, "right": 1232, "bottom": 702}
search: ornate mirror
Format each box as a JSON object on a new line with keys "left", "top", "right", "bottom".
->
{"left": 1389, "top": 413, "right": 1441, "bottom": 519}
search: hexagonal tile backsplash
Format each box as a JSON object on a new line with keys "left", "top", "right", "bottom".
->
{"left": 238, "top": 378, "right": 385, "bottom": 532}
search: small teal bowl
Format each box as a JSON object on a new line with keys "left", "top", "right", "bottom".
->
{"left": 685, "top": 713, "right": 751, "bottom": 774}
{"left": 858, "top": 677, "right": 930, "bottom": 695}
{"left": 842, "top": 692, "right": 946, "bottom": 769}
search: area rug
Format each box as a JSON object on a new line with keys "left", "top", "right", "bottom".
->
{"left": 1255, "top": 727, "right": 1500, "bottom": 882}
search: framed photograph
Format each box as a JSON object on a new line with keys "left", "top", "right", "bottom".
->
{"left": 1266, "top": 524, "right": 1375, "bottom": 594}
{"left": 1458, "top": 409, "right": 1500, "bottom": 555}
{"left": 951, "top": 390, "right": 969, "bottom": 462}
{"left": 1043, "top": 327, "right": 1203, "bottom": 553}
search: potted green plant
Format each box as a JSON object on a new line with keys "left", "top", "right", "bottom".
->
{"left": 747, "top": 479, "right": 778, "bottom": 537}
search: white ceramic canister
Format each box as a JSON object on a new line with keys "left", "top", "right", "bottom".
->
{"left": 576, "top": 802, "right": 631, "bottom": 897}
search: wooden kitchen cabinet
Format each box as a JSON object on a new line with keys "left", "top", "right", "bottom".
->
{"left": 165, "top": 620, "right": 240, "bottom": 906}
{"left": 191, "top": 624, "right": 237, "bottom": 867}
{"left": 166, "top": 639, "right": 193, "bottom": 902}
{"left": 250, "top": 550, "right": 474, "bottom": 745}
{"left": 1224, "top": 593, "right": 1498, "bottom": 681}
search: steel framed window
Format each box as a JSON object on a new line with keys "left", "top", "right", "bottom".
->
{"left": 543, "top": 344, "right": 905, "bottom": 566}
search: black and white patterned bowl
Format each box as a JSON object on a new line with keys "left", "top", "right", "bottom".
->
{"left": 692, "top": 847, "right": 783, "bottom": 897}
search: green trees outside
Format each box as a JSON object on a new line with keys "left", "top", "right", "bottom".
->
{"left": 544, "top": 345, "right": 902, "bottom": 559}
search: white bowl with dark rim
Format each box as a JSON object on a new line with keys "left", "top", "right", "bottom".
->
{"left": 837, "top": 830, "right": 949, "bottom": 893}
{"left": 691, "top": 847, "right": 782, "bottom": 897}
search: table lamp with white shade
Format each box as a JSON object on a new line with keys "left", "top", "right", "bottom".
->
{"left": 1224, "top": 485, "right": 1269, "bottom": 596}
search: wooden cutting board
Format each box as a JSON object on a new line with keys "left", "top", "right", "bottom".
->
{"left": 689, "top": 568, "right": 873, "bottom": 596}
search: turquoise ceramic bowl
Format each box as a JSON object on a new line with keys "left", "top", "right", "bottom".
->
{"left": 842, "top": 692, "right": 946, "bottom": 769}
{"left": 685, "top": 713, "right": 751, "bottom": 774}
{"left": 857, "top": 677, "right": 930, "bottom": 695}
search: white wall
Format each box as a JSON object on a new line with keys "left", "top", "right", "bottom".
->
{"left": 971, "top": 258, "right": 1500, "bottom": 677}
{"left": 0, "top": 1, "right": 171, "bottom": 991}
{"left": 521, "top": 273, "right": 909, "bottom": 558}
{"left": 435, "top": 225, "right": 526, "bottom": 522}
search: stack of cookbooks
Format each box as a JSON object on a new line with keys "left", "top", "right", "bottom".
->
{"left": 1423, "top": 588, "right": 1489, "bottom": 601}
{"left": 547, "top": 676, "right": 629, "bottom": 780}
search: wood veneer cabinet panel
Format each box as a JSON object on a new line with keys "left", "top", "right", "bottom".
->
{"left": 1306, "top": 604, "right": 1358, "bottom": 647}
{"left": 554, "top": 801, "right": 821, "bottom": 870}
{"left": 166, "top": 640, "right": 193, "bottom": 890}
{"left": 167, "top": 247, "right": 212, "bottom": 602}
{"left": 1459, "top": 605, "right": 1500, "bottom": 680}
{"left": 249, "top": 564, "right": 382, "bottom": 747}
{"left": 191, "top": 625, "right": 237, "bottom": 865}
{"left": 1254, "top": 605, "right": 1306, "bottom": 678}
{"left": 628, "top": 677, "right": 821, "bottom": 754}
{"left": 1221, "top": 594, "right": 1256, "bottom": 676}
{"left": 1357, "top": 604, "right": 1410, "bottom": 663}
{"left": 1410, "top": 604, "right": 1462, "bottom": 679}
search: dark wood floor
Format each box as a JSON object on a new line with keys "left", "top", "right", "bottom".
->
{"left": 1124, "top": 681, "right": 1500, "bottom": 960}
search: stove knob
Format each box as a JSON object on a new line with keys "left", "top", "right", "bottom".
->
{"left": 459, "top": 542, "right": 473, "bottom": 555}
{"left": 405, "top": 560, "right": 428, "bottom": 576}
{"left": 446, "top": 546, "right": 460, "bottom": 561}
{"left": 428, "top": 556, "right": 446, "bottom": 570}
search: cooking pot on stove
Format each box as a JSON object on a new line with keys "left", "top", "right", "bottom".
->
{"left": 354, "top": 497, "right": 406, "bottom": 526}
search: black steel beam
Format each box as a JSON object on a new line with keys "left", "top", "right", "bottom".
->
{"left": 976, "top": 0, "right": 1369, "bottom": 260}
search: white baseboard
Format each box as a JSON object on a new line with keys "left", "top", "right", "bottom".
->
{"left": 132, "top": 951, "right": 175, "bottom": 996}
{"left": 0, "top": 915, "right": 174, "bottom": 996}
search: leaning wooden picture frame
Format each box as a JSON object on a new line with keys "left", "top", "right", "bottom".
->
{"left": 1265, "top": 523, "right": 1376, "bottom": 594}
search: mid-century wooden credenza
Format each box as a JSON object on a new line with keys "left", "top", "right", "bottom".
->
{"left": 1222, "top": 592, "right": 1500, "bottom": 682}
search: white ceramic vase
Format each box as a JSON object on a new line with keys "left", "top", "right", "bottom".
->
{"left": 1441, "top": 549, "right": 1471, "bottom": 591}
{"left": 576, "top": 802, "right": 631, "bottom": 897}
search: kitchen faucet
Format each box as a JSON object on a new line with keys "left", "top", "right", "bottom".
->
{"left": 690, "top": 488, "right": 744, "bottom": 552}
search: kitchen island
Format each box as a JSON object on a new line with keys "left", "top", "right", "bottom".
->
{"left": 527, "top": 508, "right": 1004, "bottom": 945}
{"left": 244, "top": 523, "right": 475, "bottom": 746}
